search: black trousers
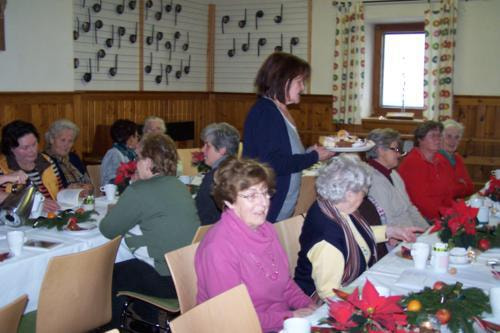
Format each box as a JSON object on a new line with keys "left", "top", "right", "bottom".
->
{"left": 110, "top": 258, "right": 177, "bottom": 328}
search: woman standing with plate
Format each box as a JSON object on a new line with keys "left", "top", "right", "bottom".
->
{"left": 243, "top": 52, "right": 334, "bottom": 222}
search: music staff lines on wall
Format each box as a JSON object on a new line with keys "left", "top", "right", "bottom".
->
{"left": 73, "top": 0, "right": 208, "bottom": 91}
{"left": 214, "top": 0, "right": 308, "bottom": 93}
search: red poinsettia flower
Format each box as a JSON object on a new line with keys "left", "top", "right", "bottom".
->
{"left": 114, "top": 161, "right": 137, "bottom": 186}
{"left": 191, "top": 151, "right": 205, "bottom": 165}
{"left": 328, "top": 300, "right": 357, "bottom": 330}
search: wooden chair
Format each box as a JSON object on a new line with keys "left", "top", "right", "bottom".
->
{"left": 169, "top": 284, "right": 262, "bottom": 333}
{"left": 18, "top": 236, "right": 121, "bottom": 333}
{"left": 177, "top": 148, "right": 200, "bottom": 176}
{"left": 116, "top": 242, "right": 200, "bottom": 331}
{"left": 0, "top": 294, "right": 28, "bottom": 333}
{"left": 87, "top": 164, "right": 102, "bottom": 196}
{"left": 191, "top": 225, "right": 212, "bottom": 243}
{"left": 273, "top": 214, "right": 306, "bottom": 275}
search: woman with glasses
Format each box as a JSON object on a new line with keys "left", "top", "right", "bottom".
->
{"left": 439, "top": 119, "right": 474, "bottom": 198}
{"left": 365, "top": 128, "right": 428, "bottom": 229}
{"left": 100, "top": 119, "right": 139, "bottom": 186}
{"left": 399, "top": 121, "right": 455, "bottom": 220}
{"left": 100, "top": 133, "right": 200, "bottom": 327}
{"left": 294, "top": 155, "right": 423, "bottom": 300}
{"left": 195, "top": 157, "right": 317, "bottom": 333}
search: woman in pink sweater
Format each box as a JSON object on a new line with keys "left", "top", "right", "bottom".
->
{"left": 195, "top": 158, "right": 316, "bottom": 332}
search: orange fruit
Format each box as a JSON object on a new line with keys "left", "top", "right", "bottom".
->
{"left": 47, "top": 212, "right": 56, "bottom": 219}
{"left": 436, "top": 308, "right": 451, "bottom": 324}
{"left": 407, "top": 299, "right": 422, "bottom": 312}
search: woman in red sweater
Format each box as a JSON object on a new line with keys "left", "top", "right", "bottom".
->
{"left": 438, "top": 119, "right": 474, "bottom": 198}
{"left": 399, "top": 121, "right": 454, "bottom": 220}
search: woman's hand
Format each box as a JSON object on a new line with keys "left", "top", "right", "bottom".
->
{"left": 0, "top": 170, "right": 28, "bottom": 185}
{"left": 386, "top": 226, "right": 426, "bottom": 243}
{"left": 312, "top": 145, "right": 336, "bottom": 161}
{"left": 293, "top": 306, "right": 316, "bottom": 318}
{"left": 43, "top": 199, "right": 60, "bottom": 213}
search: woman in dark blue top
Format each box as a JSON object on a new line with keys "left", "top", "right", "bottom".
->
{"left": 243, "top": 52, "right": 334, "bottom": 222}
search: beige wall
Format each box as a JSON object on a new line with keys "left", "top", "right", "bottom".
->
{"left": 1, "top": 0, "right": 499, "bottom": 95}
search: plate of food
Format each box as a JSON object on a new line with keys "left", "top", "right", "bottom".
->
{"left": 63, "top": 221, "right": 98, "bottom": 235}
{"left": 320, "top": 130, "right": 375, "bottom": 152}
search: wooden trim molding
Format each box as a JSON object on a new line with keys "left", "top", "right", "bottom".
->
{"left": 0, "top": 0, "right": 6, "bottom": 51}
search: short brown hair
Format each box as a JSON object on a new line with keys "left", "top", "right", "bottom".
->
{"left": 254, "top": 52, "right": 311, "bottom": 104}
{"left": 139, "top": 133, "right": 178, "bottom": 176}
{"left": 414, "top": 121, "right": 443, "bottom": 147}
{"left": 212, "top": 157, "right": 276, "bottom": 209}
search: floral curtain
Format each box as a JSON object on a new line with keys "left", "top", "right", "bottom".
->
{"left": 423, "top": 0, "right": 458, "bottom": 121}
{"left": 332, "top": 0, "right": 365, "bottom": 124}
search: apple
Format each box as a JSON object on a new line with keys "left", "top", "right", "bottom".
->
{"left": 478, "top": 239, "right": 491, "bottom": 251}
{"left": 436, "top": 308, "right": 451, "bottom": 324}
{"left": 433, "top": 281, "right": 446, "bottom": 291}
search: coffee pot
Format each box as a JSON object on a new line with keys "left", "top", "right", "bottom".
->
{"left": 0, "top": 183, "right": 37, "bottom": 227}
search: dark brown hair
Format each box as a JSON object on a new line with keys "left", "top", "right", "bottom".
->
{"left": 1, "top": 120, "right": 40, "bottom": 156}
{"left": 110, "top": 119, "right": 138, "bottom": 145}
{"left": 139, "top": 133, "right": 178, "bottom": 176}
{"left": 254, "top": 52, "right": 311, "bottom": 104}
{"left": 414, "top": 121, "right": 443, "bottom": 147}
{"left": 212, "top": 157, "right": 275, "bottom": 209}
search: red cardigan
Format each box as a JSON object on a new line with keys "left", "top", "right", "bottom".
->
{"left": 398, "top": 148, "right": 454, "bottom": 220}
{"left": 439, "top": 152, "right": 474, "bottom": 198}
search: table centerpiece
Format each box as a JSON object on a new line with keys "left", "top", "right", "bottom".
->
{"left": 27, "top": 208, "right": 97, "bottom": 231}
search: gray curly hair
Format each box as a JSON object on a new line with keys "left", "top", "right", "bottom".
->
{"left": 316, "top": 154, "right": 371, "bottom": 204}
{"left": 366, "top": 128, "right": 401, "bottom": 160}
{"left": 201, "top": 122, "right": 240, "bottom": 156}
{"left": 44, "top": 119, "right": 79, "bottom": 150}
{"left": 442, "top": 119, "right": 464, "bottom": 138}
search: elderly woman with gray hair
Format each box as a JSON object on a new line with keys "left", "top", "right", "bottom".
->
{"left": 44, "top": 119, "right": 93, "bottom": 193}
{"left": 365, "top": 128, "right": 428, "bottom": 229}
{"left": 195, "top": 122, "right": 240, "bottom": 225}
{"left": 439, "top": 119, "right": 474, "bottom": 198}
{"left": 294, "top": 155, "right": 423, "bottom": 299}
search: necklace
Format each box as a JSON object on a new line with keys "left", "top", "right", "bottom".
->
{"left": 248, "top": 249, "right": 279, "bottom": 281}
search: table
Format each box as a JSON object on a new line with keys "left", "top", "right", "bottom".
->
{"left": 0, "top": 202, "right": 134, "bottom": 313}
{"left": 306, "top": 232, "right": 500, "bottom": 327}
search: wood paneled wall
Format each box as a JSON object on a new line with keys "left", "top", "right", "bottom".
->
{"left": 0, "top": 92, "right": 498, "bottom": 185}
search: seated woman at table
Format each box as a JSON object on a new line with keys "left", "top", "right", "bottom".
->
{"left": 44, "top": 119, "right": 93, "bottom": 195}
{"left": 365, "top": 128, "right": 429, "bottom": 229}
{"left": 294, "top": 155, "right": 423, "bottom": 299}
{"left": 398, "top": 121, "right": 455, "bottom": 220}
{"left": 0, "top": 120, "right": 61, "bottom": 212}
{"left": 195, "top": 122, "right": 240, "bottom": 225}
{"left": 100, "top": 119, "right": 139, "bottom": 186}
{"left": 439, "top": 119, "right": 474, "bottom": 198}
{"left": 142, "top": 115, "right": 166, "bottom": 135}
{"left": 195, "top": 158, "right": 317, "bottom": 333}
{"left": 0, "top": 170, "right": 28, "bottom": 203}
{"left": 100, "top": 133, "right": 200, "bottom": 327}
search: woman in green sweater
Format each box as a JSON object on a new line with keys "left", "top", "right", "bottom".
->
{"left": 100, "top": 133, "right": 200, "bottom": 328}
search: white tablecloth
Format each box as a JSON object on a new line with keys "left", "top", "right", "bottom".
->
{"left": 0, "top": 203, "right": 134, "bottom": 313}
{"left": 306, "top": 232, "right": 500, "bottom": 327}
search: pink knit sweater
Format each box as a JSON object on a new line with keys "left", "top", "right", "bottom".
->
{"left": 195, "top": 209, "right": 312, "bottom": 332}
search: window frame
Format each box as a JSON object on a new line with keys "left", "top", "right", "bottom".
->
{"left": 372, "top": 23, "right": 425, "bottom": 118}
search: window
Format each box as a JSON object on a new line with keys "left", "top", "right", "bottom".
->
{"left": 372, "top": 23, "right": 425, "bottom": 118}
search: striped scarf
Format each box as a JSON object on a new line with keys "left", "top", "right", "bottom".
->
{"left": 317, "top": 196, "right": 378, "bottom": 286}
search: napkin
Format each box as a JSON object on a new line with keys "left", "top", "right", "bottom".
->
{"left": 394, "top": 269, "right": 456, "bottom": 291}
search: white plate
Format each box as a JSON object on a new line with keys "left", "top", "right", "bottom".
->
{"left": 62, "top": 222, "right": 98, "bottom": 236}
{"left": 325, "top": 140, "right": 375, "bottom": 153}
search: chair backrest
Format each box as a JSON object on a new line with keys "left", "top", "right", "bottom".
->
{"left": 36, "top": 236, "right": 121, "bottom": 333}
{"left": 169, "top": 284, "right": 262, "bottom": 333}
{"left": 191, "top": 225, "right": 212, "bottom": 244}
{"left": 0, "top": 294, "right": 28, "bottom": 333}
{"left": 273, "top": 214, "right": 305, "bottom": 275}
{"left": 87, "top": 164, "right": 102, "bottom": 195}
{"left": 165, "top": 242, "right": 200, "bottom": 314}
{"left": 177, "top": 148, "right": 200, "bottom": 176}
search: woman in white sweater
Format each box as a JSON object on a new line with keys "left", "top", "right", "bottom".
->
{"left": 365, "top": 128, "right": 429, "bottom": 229}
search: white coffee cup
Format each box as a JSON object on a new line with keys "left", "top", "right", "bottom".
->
{"left": 491, "top": 169, "right": 500, "bottom": 180}
{"left": 100, "top": 184, "right": 117, "bottom": 202}
{"left": 490, "top": 287, "right": 500, "bottom": 318}
{"left": 411, "top": 242, "right": 430, "bottom": 270}
{"left": 7, "top": 230, "right": 25, "bottom": 257}
{"left": 30, "top": 192, "right": 45, "bottom": 218}
{"left": 477, "top": 206, "right": 490, "bottom": 224}
{"left": 283, "top": 318, "right": 311, "bottom": 333}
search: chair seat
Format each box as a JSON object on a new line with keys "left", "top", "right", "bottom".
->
{"left": 117, "top": 291, "right": 180, "bottom": 313}
{"left": 18, "top": 310, "right": 36, "bottom": 333}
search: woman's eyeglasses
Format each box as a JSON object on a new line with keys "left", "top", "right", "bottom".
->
{"left": 238, "top": 190, "right": 271, "bottom": 202}
{"left": 388, "top": 146, "right": 403, "bottom": 154}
